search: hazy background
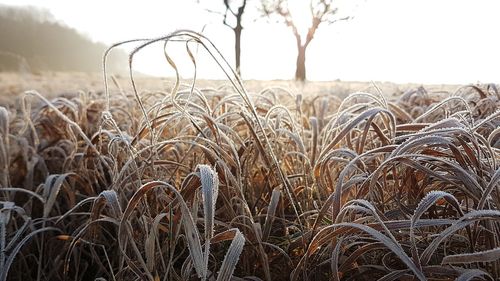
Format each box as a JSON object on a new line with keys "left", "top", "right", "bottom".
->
{"left": 0, "top": 4, "right": 127, "bottom": 74}
{"left": 0, "top": 0, "right": 499, "bottom": 84}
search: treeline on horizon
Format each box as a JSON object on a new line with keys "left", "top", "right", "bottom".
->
{"left": 0, "top": 4, "right": 127, "bottom": 74}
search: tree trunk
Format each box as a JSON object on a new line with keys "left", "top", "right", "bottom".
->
{"left": 234, "top": 25, "right": 242, "bottom": 77}
{"left": 295, "top": 44, "right": 307, "bottom": 81}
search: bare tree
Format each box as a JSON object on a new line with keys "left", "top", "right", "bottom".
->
{"left": 262, "top": 0, "right": 349, "bottom": 81}
{"left": 204, "top": 0, "right": 248, "bottom": 76}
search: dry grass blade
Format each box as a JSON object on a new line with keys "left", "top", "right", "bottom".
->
{"left": 97, "top": 190, "right": 123, "bottom": 218}
{"left": 42, "top": 173, "right": 74, "bottom": 218}
{"left": 421, "top": 210, "right": 500, "bottom": 265}
{"left": 0, "top": 106, "right": 9, "bottom": 188}
{"left": 22, "top": 90, "right": 100, "bottom": 154}
{"left": 478, "top": 167, "right": 500, "bottom": 209}
{"left": 123, "top": 181, "right": 204, "bottom": 278}
{"left": 262, "top": 188, "right": 280, "bottom": 242}
{"left": 0, "top": 203, "right": 10, "bottom": 276}
{"left": 455, "top": 269, "right": 493, "bottom": 281}
{"left": 216, "top": 228, "right": 245, "bottom": 281}
{"left": 410, "top": 191, "right": 463, "bottom": 263}
{"left": 301, "top": 222, "right": 426, "bottom": 281}
{"left": 198, "top": 164, "right": 219, "bottom": 280}
{"left": 1, "top": 187, "right": 45, "bottom": 204}
{"left": 0, "top": 227, "right": 61, "bottom": 281}
{"left": 442, "top": 247, "right": 500, "bottom": 264}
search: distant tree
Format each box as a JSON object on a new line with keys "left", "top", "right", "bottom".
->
{"left": 262, "top": 0, "right": 349, "bottom": 81}
{"left": 204, "top": 0, "right": 248, "bottom": 76}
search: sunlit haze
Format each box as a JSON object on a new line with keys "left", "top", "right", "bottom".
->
{"left": 1, "top": 0, "right": 499, "bottom": 84}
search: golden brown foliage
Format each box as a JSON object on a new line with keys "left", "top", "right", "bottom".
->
{"left": 1, "top": 31, "right": 499, "bottom": 281}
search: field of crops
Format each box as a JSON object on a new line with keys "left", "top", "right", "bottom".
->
{"left": 1, "top": 33, "right": 500, "bottom": 281}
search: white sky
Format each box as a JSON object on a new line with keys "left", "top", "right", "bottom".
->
{"left": 1, "top": 0, "right": 499, "bottom": 84}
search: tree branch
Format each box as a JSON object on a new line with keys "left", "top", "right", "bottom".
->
{"left": 326, "top": 15, "right": 350, "bottom": 25}
{"left": 223, "top": 6, "right": 233, "bottom": 28}
{"left": 224, "top": 0, "right": 238, "bottom": 17}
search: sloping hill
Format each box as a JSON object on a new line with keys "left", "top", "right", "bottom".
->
{"left": 0, "top": 4, "right": 127, "bottom": 73}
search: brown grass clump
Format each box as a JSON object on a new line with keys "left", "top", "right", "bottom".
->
{"left": 1, "top": 30, "right": 500, "bottom": 281}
